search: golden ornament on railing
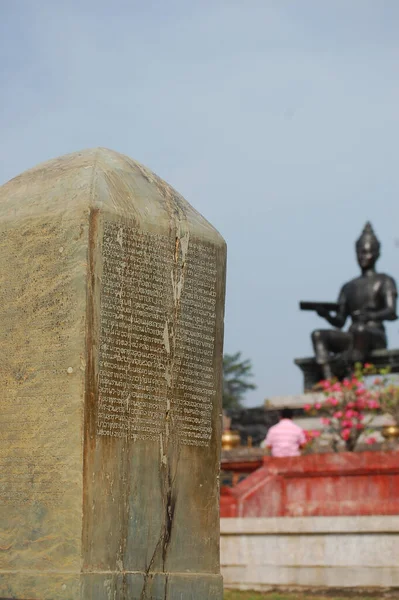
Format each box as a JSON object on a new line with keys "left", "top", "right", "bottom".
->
{"left": 221, "top": 429, "right": 241, "bottom": 450}
{"left": 381, "top": 425, "right": 399, "bottom": 440}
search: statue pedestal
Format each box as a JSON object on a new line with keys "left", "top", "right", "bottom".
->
{"left": 295, "top": 348, "right": 399, "bottom": 391}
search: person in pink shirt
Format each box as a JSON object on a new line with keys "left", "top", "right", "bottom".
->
{"left": 261, "top": 408, "right": 306, "bottom": 457}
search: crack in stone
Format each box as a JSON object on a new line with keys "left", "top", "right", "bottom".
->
{"left": 140, "top": 217, "right": 187, "bottom": 600}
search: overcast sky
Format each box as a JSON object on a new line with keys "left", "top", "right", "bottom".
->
{"left": 1, "top": 1, "right": 399, "bottom": 405}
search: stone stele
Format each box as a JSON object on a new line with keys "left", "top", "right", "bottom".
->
{"left": 0, "top": 149, "right": 226, "bottom": 600}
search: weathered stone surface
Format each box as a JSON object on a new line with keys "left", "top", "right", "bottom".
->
{"left": 221, "top": 516, "right": 399, "bottom": 589}
{"left": 0, "top": 149, "right": 226, "bottom": 599}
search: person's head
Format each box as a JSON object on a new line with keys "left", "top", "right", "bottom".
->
{"left": 280, "top": 407, "right": 293, "bottom": 420}
{"left": 355, "top": 222, "right": 380, "bottom": 271}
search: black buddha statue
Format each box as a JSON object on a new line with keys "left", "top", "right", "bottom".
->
{"left": 310, "top": 222, "right": 397, "bottom": 380}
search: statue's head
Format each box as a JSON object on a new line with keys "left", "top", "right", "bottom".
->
{"left": 355, "top": 222, "right": 380, "bottom": 270}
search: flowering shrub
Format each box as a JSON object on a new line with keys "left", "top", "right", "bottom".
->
{"left": 377, "top": 382, "right": 399, "bottom": 425}
{"left": 304, "top": 363, "right": 385, "bottom": 452}
{"left": 302, "top": 429, "right": 321, "bottom": 453}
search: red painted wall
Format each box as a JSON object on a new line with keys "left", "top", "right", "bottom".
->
{"left": 220, "top": 451, "right": 399, "bottom": 518}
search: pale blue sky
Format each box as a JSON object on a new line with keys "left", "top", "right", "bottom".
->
{"left": 1, "top": 1, "right": 399, "bottom": 405}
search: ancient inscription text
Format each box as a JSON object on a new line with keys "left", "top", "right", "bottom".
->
{"left": 97, "top": 221, "right": 218, "bottom": 446}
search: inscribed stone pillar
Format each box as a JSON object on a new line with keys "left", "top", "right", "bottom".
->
{"left": 0, "top": 149, "right": 226, "bottom": 599}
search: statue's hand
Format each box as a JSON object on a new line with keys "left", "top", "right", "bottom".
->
{"left": 354, "top": 309, "right": 373, "bottom": 323}
{"left": 316, "top": 308, "right": 330, "bottom": 319}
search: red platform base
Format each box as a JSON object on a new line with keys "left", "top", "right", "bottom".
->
{"left": 220, "top": 450, "right": 399, "bottom": 518}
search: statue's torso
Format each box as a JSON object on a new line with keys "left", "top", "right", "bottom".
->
{"left": 340, "top": 272, "right": 395, "bottom": 331}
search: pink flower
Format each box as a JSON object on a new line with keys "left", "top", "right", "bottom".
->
{"left": 315, "top": 402, "right": 322, "bottom": 410}
{"left": 367, "top": 400, "right": 380, "bottom": 410}
{"left": 356, "top": 423, "right": 364, "bottom": 430}
{"left": 333, "top": 411, "right": 343, "bottom": 419}
{"left": 326, "top": 396, "right": 339, "bottom": 406}
{"left": 341, "top": 428, "right": 351, "bottom": 440}
{"left": 347, "top": 402, "right": 355, "bottom": 409}
{"left": 364, "top": 363, "right": 373, "bottom": 369}
{"left": 342, "top": 419, "right": 353, "bottom": 428}
{"left": 345, "top": 409, "right": 355, "bottom": 419}
{"left": 366, "top": 436, "right": 377, "bottom": 445}
{"left": 321, "top": 417, "right": 331, "bottom": 426}
{"left": 343, "top": 378, "right": 351, "bottom": 388}
{"left": 331, "top": 382, "right": 341, "bottom": 392}
{"left": 320, "top": 380, "right": 332, "bottom": 390}
{"left": 305, "top": 430, "right": 321, "bottom": 442}
{"left": 304, "top": 404, "right": 312, "bottom": 412}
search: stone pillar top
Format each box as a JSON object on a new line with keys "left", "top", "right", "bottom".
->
{"left": 0, "top": 148, "right": 224, "bottom": 247}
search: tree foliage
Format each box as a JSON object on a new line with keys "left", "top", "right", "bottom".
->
{"left": 223, "top": 351, "right": 256, "bottom": 410}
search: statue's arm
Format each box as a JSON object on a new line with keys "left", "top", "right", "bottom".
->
{"left": 370, "top": 277, "right": 398, "bottom": 321}
{"left": 323, "top": 308, "right": 347, "bottom": 328}
{"left": 317, "top": 287, "right": 347, "bottom": 328}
